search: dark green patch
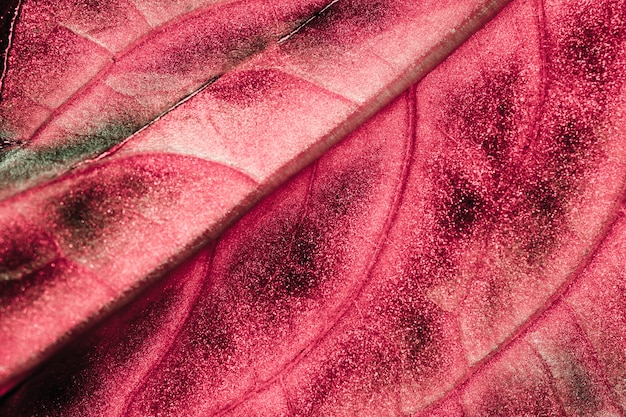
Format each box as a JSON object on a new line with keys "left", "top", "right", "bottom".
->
{"left": 0, "top": 129, "right": 19, "bottom": 151}
{"left": 0, "top": 122, "right": 139, "bottom": 190}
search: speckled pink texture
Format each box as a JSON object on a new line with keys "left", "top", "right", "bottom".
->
{"left": 2, "top": 0, "right": 625, "bottom": 415}
{"left": 0, "top": 0, "right": 511, "bottom": 396}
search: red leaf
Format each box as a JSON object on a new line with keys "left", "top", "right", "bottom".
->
{"left": 0, "top": 0, "right": 511, "bottom": 393}
{"left": 2, "top": 0, "right": 626, "bottom": 415}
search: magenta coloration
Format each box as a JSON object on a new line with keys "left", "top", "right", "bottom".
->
{"left": 0, "top": 0, "right": 497, "bottom": 199}
{"left": 0, "top": 0, "right": 514, "bottom": 392}
{"left": 2, "top": 0, "right": 625, "bottom": 414}
{"left": 0, "top": 0, "right": 626, "bottom": 417}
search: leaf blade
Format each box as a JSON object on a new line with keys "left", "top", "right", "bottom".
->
{"left": 0, "top": 0, "right": 513, "bottom": 394}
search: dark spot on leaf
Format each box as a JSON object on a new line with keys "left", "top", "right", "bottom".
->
{"left": 0, "top": 272, "right": 187, "bottom": 416}
{"left": 234, "top": 218, "right": 326, "bottom": 305}
{"left": 135, "top": 298, "right": 233, "bottom": 417}
{"left": 549, "top": 117, "right": 598, "bottom": 178}
{"left": 186, "top": 300, "right": 233, "bottom": 360}
{"left": 284, "top": 0, "right": 398, "bottom": 48}
{"left": 0, "top": 130, "right": 21, "bottom": 160}
{"left": 3, "top": 343, "right": 97, "bottom": 417}
{"left": 156, "top": 19, "right": 269, "bottom": 76}
{"left": 71, "top": 0, "right": 107, "bottom": 14}
{"left": 224, "top": 35, "right": 268, "bottom": 65}
{"left": 446, "top": 65, "right": 522, "bottom": 169}
{"left": 318, "top": 162, "right": 377, "bottom": 218}
{"left": 54, "top": 171, "right": 148, "bottom": 247}
{"left": 307, "top": 0, "right": 390, "bottom": 32}
{"left": 436, "top": 171, "right": 485, "bottom": 241}
{"left": 559, "top": 360, "right": 602, "bottom": 414}
{"left": 0, "top": 223, "right": 57, "bottom": 283}
{"left": 109, "top": 286, "right": 183, "bottom": 361}
{"left": 400, "top": 305, "right": 439, "bottom": 369}
{"left": 527, "top": 179, "right": 564, "bottom": 224}
{"left": 229, "top": 160, "right": 377, "bottom": 313}
{"left": 277, "top": 226, "right": 321, "bottom": 298}
{"left": 558, "top": 1, "right": 626, "bottom": 88}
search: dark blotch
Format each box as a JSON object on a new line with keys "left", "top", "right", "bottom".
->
{"left": 527, "top": 179, "right": 564, "bottom": 224}
{"left": 71, "top": 0, "right": 109, "bottom": 14}
{"left": 446, "top": 66, "right": 522, "bottom": 168}
{"left": 550, "top": 117, "right": 597, "bottom": 174}
{"left": 278, "top": 226, "right": 321, "bottom": 298}
{"left": 559, "top": 1, "right": 626, "bottom": 88}
{"left": 0, "top": 271, "right": 187, "bottom": 416}
{"left": 285, "top": 0, "right": 398, "bottom": 48}
{"left": 186, "top": 300, "right": 233, "bottom": 360}
{"left": 389, "top": 292, "right": 445, "bottom": 377}
{"left": 561, "top": 361, "right": 601, "bottom": 414}
{"left": 520, "top": 114, "right": 599, "bottom": 262}
{"left": 308, "top": 0, "right": 389, "bottom": 31}
{"left": 57, "top": 186, "right": 107, "bottom": 242}
{"left": 0, "top": 224, "right": 57, "bottom": 283}
{"left": 235, "top": 218, "right": 326, "bottom": 304}
{"left": 55, "top": 173, "right": 147, "bottom": 247}
{"left": 295, "top": 330, "right": 397, "bottom": 416}
{"left": 437, "top": 172, "right": 485, "bottom": 241}
{"left": 0, "top": 225, "right": 60, "bottom": 311}
{"left": 318, "top": 164, "right": 375, "bottom": 218}
{"left": 3, "top": 342, "right": 97, "bottom": 417}
{"left": 0, "top": 131, "right": 22, "bottom": 160}
{"left": 138, "top": 297, "right": 233, "bottom": 417}
{"left": 229, "top": 161, "right": 376, "bottom": 311}
{"left": 158, "top": 20, "right": 269, "bottom": 76}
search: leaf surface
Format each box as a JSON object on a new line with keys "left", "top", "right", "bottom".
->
{"left": 0, "top": 0, "right": 511, "bottom": 392}
{"left": 2, "top": 0, "right": 626, "bottom": 415}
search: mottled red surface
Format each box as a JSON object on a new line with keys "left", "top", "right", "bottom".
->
{"left": 1, "top": 0, "right": 626, "bottom": 415}
{"left": 0, "top": 0, "right": 510, "bottom": 396}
